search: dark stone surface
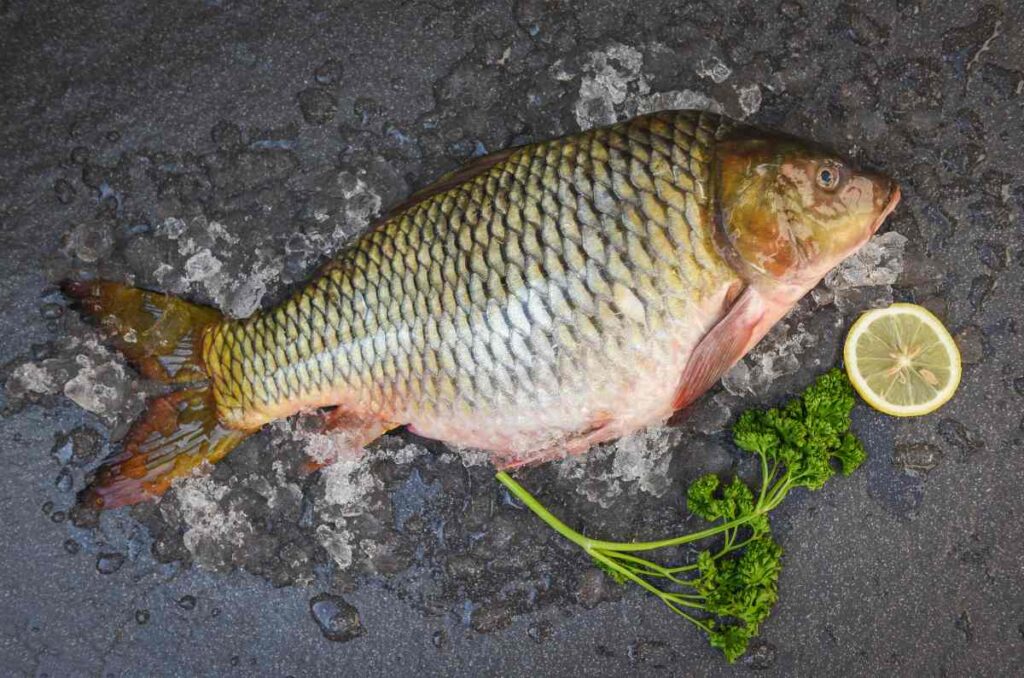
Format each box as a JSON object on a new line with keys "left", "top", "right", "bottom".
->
{"left": 1, "top": 1, "right": 1023, "bottom": 676}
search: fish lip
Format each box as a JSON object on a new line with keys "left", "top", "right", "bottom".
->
{"left": 871, "top": 182, "right": 901, "bottom": 234}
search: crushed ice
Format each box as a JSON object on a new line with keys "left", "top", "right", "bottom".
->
{"left": 722, "top": 316, "right": 819, "bottom": 398}
{"left": 725, "top": 231, "right": 908, "bottom": 397}
{"left": 7, "top": 362, "right": 58, "bottom": 397}
{"left": 5, "top": 337, "right": 135, "bottom": 420}
{"left": 736, "top": 84, "right": 762, "bottom": 118}
{"left": 157, "top": 216, "right": 284, "bottom": 318}
{"left": 280, "top": 421, "right": 428, "bottom": 571}
{"left": 332, "top": 171, "right": 383, "bottom": 243}
{"left": 574, "top": 42, "right": 768, "bottom": 131}
{"left": 558, "top": 425, "right": 679, "bottom": 507}
{"left": 63, "top": 354, "right": 129, "bottom": 417}
{"left": 696, "top": 56, "right": 732, "bottom": 83}
{"left": 634, "top": 89, "right": 723, "bottom": 116}
{"left": 171, "top": 475, "right": 252, "bottom": 569}
{"left": 821, "top": 231, "right": 908, "bottom": 313}
{"left": 574, "top": 43, "right": 649, "bottom": 129}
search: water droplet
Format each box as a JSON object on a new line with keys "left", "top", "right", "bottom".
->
{"left": 893, "top": 443, "right": 944, "bottom": 475}
{"left": 352, "top": 97, "right": 383, "bottom": 127}
{"left": 63, "top": 539, "right": 80, "bottom": 555}
{"left": 938, "top": 418, "right": 980, "bottom": 458}
{"left": 54, "top": 179, "right": 76, "bottom": 204}
{"left": 527, "top": 620, "right": 552, "bottom": 643}
{"left": 41, "top": 501, "right": 53, "bottom": 515}
{"left": 32, "top": 342, "right": 54, "bottom": 361}
{"left": 954, "top": 325, "right": 985, "bottom": 366}
{"left": 309, "top": 593, "right": 365, "bottom": 642}
{"left": 70, "top": 146, "right": 90, "bottom": 165}
{"left": 70, "top": 504, "right": 99, "bottom": 529}
{"left": 968, "top": 275, "right": 993, "bottom": 309}
{"left": 52, "top": 427, "right": 102, "bottom": 466}
{"left": 470, "top": 602, "right": 513, "bottom": 633}
{"left": 297, "top": 88, "right": 337, "bottom": 125}
{"left": 50, "top": 511, "right": 66, "bottom": 524}
{"left": 956, "top": 611, "right": 974, "bottom": 643}
{"left": 96, "top": 552, "right": 125, "bottom": 574}
{"left": 177, "top": 595, "right": 197, "bottom": 610}
{"left": 779, "top": 1, "right": 804, "bottom": 19}
{"left": 135, "top": 609, "right": 150, "bottom": 625}
{"left": 744, "top": 640, "right": 777, "bottom": 669}
{"left": 576, "top": 568, "right": 612, "bottom": 609}
{"left": 313, "top": 58, "right": 344, "bottom": 85}
{"left": 626, "top": 638, "right": 675, "bottom": 665}
{"left": 211, "top": 120, "right": 243, "bottom": 150}
{"left": 55, "top": 467, "right": 73, "bottom": 492}
{"left": 39, "top": 303, "right": 64, "bottom": 320}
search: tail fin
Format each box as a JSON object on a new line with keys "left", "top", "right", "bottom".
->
{"left": 62, "top": 280, "right": 221, "bottom": 384}
{"left": 63, "top": 281, "right": 252, "bottom": 509}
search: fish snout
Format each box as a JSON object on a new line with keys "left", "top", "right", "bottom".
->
{"left": 868, "top": 176, "right": 901, "bottom": 234}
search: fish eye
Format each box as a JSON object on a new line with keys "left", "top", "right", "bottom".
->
{"left": 816, "top": 165, "right": 841, "bottom": 191}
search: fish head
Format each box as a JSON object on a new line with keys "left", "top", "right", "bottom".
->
{"left": 712, "top": 133, "right": 900, "bottom": 297}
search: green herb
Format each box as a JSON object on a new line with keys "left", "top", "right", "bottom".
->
{"left": 495, "top": 368, "right": 865, "bottom": 663}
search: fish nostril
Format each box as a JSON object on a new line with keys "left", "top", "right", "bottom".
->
{"left": 842, "top": 184, "right": 863, "bottom": 209}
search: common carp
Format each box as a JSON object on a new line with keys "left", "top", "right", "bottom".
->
{"left": 64, "top": 110, "right": 900, "bottom": 509}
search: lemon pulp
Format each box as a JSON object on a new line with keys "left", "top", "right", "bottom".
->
{"left": 843, "top": 304, "right": 961, "bottom": 417}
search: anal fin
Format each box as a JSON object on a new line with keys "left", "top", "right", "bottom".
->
{"left": 491, "top": 413, "right": 617, "bottom": 470}
{"left": 300, "top": 408, "right": 397, "bottom": 474}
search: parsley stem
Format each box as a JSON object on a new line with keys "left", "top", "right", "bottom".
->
{"left": 664, "top": 562, "right": 700, "bottom": 574}
{"left": 601, "top": 551, "right": 666, "bottom": 572}
{"left": 585, "top": 546, "right": 694, "bottom": 608}
{"left": 663, "top": 602, "right": 714, "bottom": 632}
{"left": 496, "top": 471, "right": 768, "bottom": 553}
{"left": 718, "top": 534, "right": 756, "bottom": 557}
{"left": 760, "top": 452, "right": 771, "bottom": 503}
{"left": 601, "top": 551, "right": 694, "bottom": 585}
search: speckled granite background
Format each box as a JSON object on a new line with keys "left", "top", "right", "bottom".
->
{"left": 1, "top": 1, "right": 1022, "bottom": 675}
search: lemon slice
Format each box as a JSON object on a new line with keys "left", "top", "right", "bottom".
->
{"left": 844, "top": 304, "right": 961, "bottom": 417}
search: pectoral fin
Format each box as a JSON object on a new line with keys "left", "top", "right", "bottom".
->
{"left": 672, "top": 287, "right": 792, "bottom": 410}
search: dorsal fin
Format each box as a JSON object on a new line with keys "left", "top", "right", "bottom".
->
{"left": 384, "top": 146, "right": 519, "bottom": 219}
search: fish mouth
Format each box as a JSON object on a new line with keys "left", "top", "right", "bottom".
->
{"left": 871, "top": 182, "right": 901, "bottom": 234}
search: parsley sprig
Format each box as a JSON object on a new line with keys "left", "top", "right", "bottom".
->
{"left": 496, "top": 369, "right": 866, "bottom": 662}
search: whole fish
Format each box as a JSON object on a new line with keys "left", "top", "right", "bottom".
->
{"left": 65, "top": 110, "right": 900, "bottom": 509}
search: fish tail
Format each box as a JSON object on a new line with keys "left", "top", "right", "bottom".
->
{"left": 62, "top": 280, "right": 252, "bottom": 509}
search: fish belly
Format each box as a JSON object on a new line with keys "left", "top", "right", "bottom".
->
{"left": 403, "top": 283, "right": 737, "bottom": 465}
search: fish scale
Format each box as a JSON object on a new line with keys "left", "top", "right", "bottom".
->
{"left": 203, "top": 110, "right": 738, "bottom": 446}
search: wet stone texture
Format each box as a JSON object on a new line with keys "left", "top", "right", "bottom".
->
{"left": 1, "top": 1, "right": 1022, "bottom": 676}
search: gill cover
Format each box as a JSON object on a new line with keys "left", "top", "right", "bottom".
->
{"left": 712, "top": 138, "right": 799, "bottom": 283}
